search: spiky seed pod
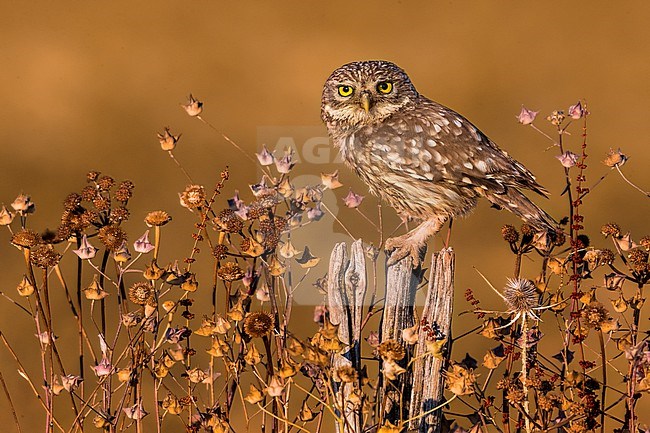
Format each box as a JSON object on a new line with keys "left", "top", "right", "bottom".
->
{"left": 128, "top": 282, "right": 154, "bottom": 305}
{"left": 501, "top": 225, "right": 519, "bottom": 243}
{"left": 243, "top": 311, "right": 274, "bottom": 338}
{"left": 503, "top": 278, "right": 538, "bottom": 313}
{"left": 30, "top": 245, "right": 62, "bottom": 269}
{"left": 11, "top": 229, "right": 42, "bottom": 248}
{"left": 520, "top": 224, "right": 535, "bottom": 237}
{"left": 98, "top": 225, "right": 126, "bottom": 251}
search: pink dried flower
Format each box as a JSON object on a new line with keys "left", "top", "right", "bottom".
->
{"left": 343, "top": 189, "right": 364, "bottom": 208}
{"left": 92, "top": 356, "right": 113, "bottom": 377}
{"left": 181, "top": 94, "right": 203, "bottom": 117}
{"left": 73, "top": 234, "right": 98, "bottom": 260}
{"left": 274, "top": 148, "right": 296, "bottom": 173}
{"left": 568, "top": 101, "right": 585, "bottom": 119}
{"left": 556, "top": 151, "right": 580, "bottom": 168}
{"left": 133, "top": 230, "right": 154, "bottom": 254}
{"left": 516, "top": 105, "right": 538, "bottom": 125}
{"left": 256, "top": 145, "right": 275, "bottom": 166}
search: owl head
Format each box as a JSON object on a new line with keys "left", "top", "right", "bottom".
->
{"left": 321, "top": 60, "right": 419, "bottom": 130}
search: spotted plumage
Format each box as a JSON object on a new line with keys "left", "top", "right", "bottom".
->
{"left": 321, "top": 60, "right": 556, "bottom": 265}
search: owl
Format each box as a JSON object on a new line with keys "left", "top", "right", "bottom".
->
{"left": 321, "top": 60, "right": 556, "bottom": 266}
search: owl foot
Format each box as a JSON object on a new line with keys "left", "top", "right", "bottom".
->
{"left": 384, "top": 218, "right": 446, "bottom": 268}
{"left": 385, "top": 235, "right": 427, "bottom": 267}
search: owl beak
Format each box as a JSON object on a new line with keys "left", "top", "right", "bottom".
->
{"left": 360, "top": 92, "right": 372, "bottom": 113}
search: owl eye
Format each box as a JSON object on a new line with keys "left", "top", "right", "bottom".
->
{"left": 376, "top": 81, "right": 393, "bottom": 94}
{"left": 337, "top": 85, "right": 354, "bottom": 97}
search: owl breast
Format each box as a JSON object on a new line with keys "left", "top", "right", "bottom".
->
{"left": 335, "top": 132, "right": 479, "bottom": 221}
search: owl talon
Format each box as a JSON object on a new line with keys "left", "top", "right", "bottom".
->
{"left": 385, "top": 236, "right": 426, "bottom": 268}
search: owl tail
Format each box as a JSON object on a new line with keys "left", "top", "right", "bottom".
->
{"left": 486, "top": 188, "right": 557, "bottom": 233}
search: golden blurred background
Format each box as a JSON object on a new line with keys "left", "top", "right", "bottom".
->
{"left": 1, "top": 1, "right": 649, "bottom": 431}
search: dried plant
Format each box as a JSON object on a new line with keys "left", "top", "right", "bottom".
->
{"left": 0, "top": 96, "right": 647, "bottom": 433}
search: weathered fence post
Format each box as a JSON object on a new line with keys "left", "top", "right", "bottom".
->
{"left": 408, "top": 248, "right": 455, "bottom": 433}
{"left": 327, "top": 241, "right": 454, "bottom": 433}
{"left": 379, "top": 251, "right": 425, "bottom": 423}
{"left": 327, "top": 240, "right": 367, "bottom": 433}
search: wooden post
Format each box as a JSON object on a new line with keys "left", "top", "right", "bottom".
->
{"left": 408, "top": 248, "right": 455, "bottom": 432}
{"left": 326, "top": 242, "right": 454, "bottom": 433}
{"left": 327, "top": 240, "right": 367, "bottom": 433}
{"left": 379, "top": 250, "right": 425, "bottom": 424}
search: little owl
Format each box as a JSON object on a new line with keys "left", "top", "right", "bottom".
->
{"left": 321, "top": 60, "right": 556, "bottom": 266}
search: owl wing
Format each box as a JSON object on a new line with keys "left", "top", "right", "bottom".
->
{"left": 355, "top": 98, "right": 548, "bottom": 197}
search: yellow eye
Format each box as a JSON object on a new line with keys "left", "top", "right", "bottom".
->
{"left": 338, "top": 85, "right": 354, "bottom": 97}
{"left": 377, "top": 81, "right": 393, "bottom": 94}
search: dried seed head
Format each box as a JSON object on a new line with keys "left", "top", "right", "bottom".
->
{"left": 628, "top": 249, "right": 649, "bottom": 272}
{"left": 30, "top": 245, "right": 61, "bottom": 269}
{"left": 601, "top": 223, "right": 621, "bottom": 238}
{"left": 377, "top": 340, "right": 405, "bottom": 361}
{"left": 546, "top": 110, "right": 565, "bottom": 126}
{"left": 109, "top": 206, "right": 130, "bottom": 224}
{"left": 81, "top": 185, "right": 98, "bottom": 201}
{"left": 581, "top": 302, "right": 611, "bottom": 329}
{"left": 243, "top": 311, "right": 274, "bottom": 338}
{"left": 144, "top": 210, "right": 171, "bottom": 227}
{"left": 501, "top": 225, "right": 519, "bottom": 243}
{"left": 128, "top": 282, "right": 154, "bottom": 305}
{"left": 97, "top": 176, "right": 115, "bottom": 191}
{"left": 217, "top": 262, "right": 245, "bottom": 282}
{"left": 114, "top": 185, "right": 133, "bottom": 202}
{"left": 215, "top": 209, "right": 243, "bottom": 233}
{"left": 503, "top": 278, "right": 538, "bottom": 313}
{"left": 63, "top": 193, "right": 82, "bottom": 211}
{"left": 599, "top": 249, "right": 615, "bottom": 265}
{"left": 98, "top": 225, "right": 127, "bottom": 251}
{"left": 86, "top": 171, "right": 100, "bottom": 182}
{"left": 639, "top": 236, "right": 650, "bottom": 251}
{"left": 11, "top": 229, "right": 42, "bottom": 248}
{"left": 520, "top": 224, "right": 535, "bottom": 237}
{"left": 211, "top": 244, "right": 228, "bottom": 260}
{"left": 603, "top": 148, "right": 627, "bottom": 168}
{"left": 179, "top": 185, "right": 206, "bottom": 209}
{"left": 335, "top": 365, "right": 358, "bottom": 383}
{"left": 92, "top": 196, "right": 110, "bottom": 212}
